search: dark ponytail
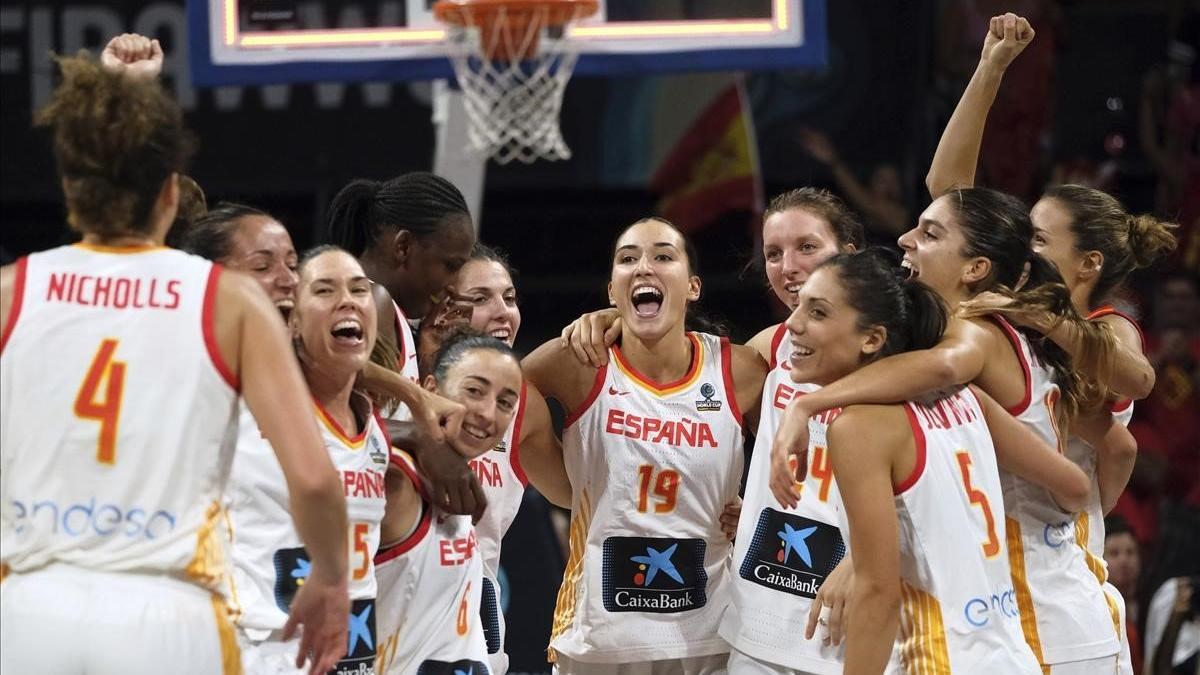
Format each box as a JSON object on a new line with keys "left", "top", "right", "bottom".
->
{"left": 817, "top": 248, "right": 948, "bottom": 357}
{"left": 327, "top": 172, "right": 471, "bottom": 257}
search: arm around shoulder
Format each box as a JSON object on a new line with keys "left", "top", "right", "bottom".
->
{"left": 518, "top": 382, "right": 572, "bottom": 508}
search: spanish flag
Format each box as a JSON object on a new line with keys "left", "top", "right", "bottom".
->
{"left": 650, "top": 78, "right": 763, "bottom": 233}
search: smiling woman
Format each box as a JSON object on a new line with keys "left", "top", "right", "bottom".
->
{"left": 373, "top": 331, "right": 524, "bottom": 675}
{"left": 521, "top": 216, "right": 768, "bottom": 673}
{"left": 225, "top": 244, "right": 394, "bottom": 674}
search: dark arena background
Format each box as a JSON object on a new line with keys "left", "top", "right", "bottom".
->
{"left": 2, "top": 1, "right": 1198, "bottom": 673}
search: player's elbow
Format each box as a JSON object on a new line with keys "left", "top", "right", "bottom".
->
{"left": 291, "top": 465, "right": 346, "bottom": 509}
{"left": 1054, "top": 465, "right": 1091, "bottom": 513}
{"left": 856, "top": 575, "right": 901, "bottom": 617}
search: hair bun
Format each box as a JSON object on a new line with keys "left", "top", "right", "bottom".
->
{"left": 1127, "top": 214, "right": 1179, "bottom": 269}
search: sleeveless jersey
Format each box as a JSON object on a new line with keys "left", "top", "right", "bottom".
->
{"left": 0, "top": 245, "right": 238, "bottom": 585}
{"left": 228, "top": 395, "right": 389, "bottom": 650}
{"left": 375, "top": 451, "right": 490, "bottom": 675}
{"left": 470, "top": 382, "right": 529, "bottom": 671}
{"left": 893, "top": 388, "right": 1042, "bottom": 675}
{"left": 385, "top": 300, "right": 421, "bottom": 422}
{"left": 550, "top": 332, "right": 745, "bottom": 663}
{"left": 991, "top": 317, "right": 1120, "bottom": 664}
{"left": 720, "top": 323, "right": 847, "bottom": 674}
{"left": 1066, "top": 306, "right": 1142, "bottom": 573}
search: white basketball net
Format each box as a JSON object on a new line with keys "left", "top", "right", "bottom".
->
{"left": 441, "top": 6, "right": 587, "bottom": 165}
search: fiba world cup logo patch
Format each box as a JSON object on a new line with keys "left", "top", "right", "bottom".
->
{"left": 416, "top": 659, "right": 490, "bottom": 675}
{"left": 601, "top": 536, "right": 707, "bottom": 613}
{"left": 695, "top": 382, "right": 723, "bottom": 412}
{"left": 738, "top": 509, "right": 845, "bottom": 598}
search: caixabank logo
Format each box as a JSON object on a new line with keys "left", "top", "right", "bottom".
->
{"left": 601, "top": 537, "right": 707, "bottom": 613}
{"left": 738, "top": 509, "right": 845, "bottom": 598}
{"left": 416, "top": 659, "right": 490, "bottom": 675}
{"left": 273, "top": 546, "right": 311, "bottom": 612}
{"left": 334, "top": 598, "right": 377, "bottom": 675}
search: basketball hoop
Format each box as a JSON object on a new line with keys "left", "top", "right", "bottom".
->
{"left": 433, "top": 0, "right": 599, "bottom": 165}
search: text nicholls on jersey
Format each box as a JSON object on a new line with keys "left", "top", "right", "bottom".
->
{"left": 46, "top": 272, "right": 182, "bottom": 310}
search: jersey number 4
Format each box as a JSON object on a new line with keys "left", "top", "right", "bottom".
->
{"left": 74, "top": 339, "right": 126, "bottom": 465}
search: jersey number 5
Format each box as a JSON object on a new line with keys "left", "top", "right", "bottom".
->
{"left": 74, "top": 339, "right": 126, "bottom": 465}
{"left": 955, "top": 451, "right": 1001, "bottom": 558}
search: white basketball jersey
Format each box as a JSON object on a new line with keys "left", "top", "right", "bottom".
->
{"left": 720, "top": 323, "right": 847, "bottom": 674}
{"left": 893, "top": 388, "right": 1041, "bottom": 674}
{"left": 470, "top": 382, "right": 529, "bottom": 672}
{"left": 228, "top": 393, "right": 389, "bottom": 667}
{"left": 990, "top": 317, "right": 1120, "bottom": 664}
{"left": 549, "top": 332, "right": 744, "bottom": 664}
{"left": 0, "top": 245, "right": 238, "bottom": 585}
{"left": 1066, "top": 306, "right": 1142, "bottom": 571}
{"left": 375, "top": 451, "right": 491, "bottom": 675}
{"left": 385, "top": 300, "right": 421, "bottom": 422}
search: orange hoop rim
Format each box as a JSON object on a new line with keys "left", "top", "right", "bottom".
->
{"left": 433, "top": 0, "right": 600, "bottom": 28}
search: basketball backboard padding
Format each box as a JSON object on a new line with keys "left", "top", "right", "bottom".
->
{"left": 188, "top": 0, "right": 826, "bottom": 86}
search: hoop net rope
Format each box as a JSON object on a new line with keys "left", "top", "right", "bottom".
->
{"left": 441, "top": 5, "right": 589, "bottom": 164}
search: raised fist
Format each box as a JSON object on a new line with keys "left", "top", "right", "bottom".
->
{"left": 101, "top": 33, "right": 164, "bottom": 80}
{"left": 980, "top": 13, "right": 1035, "bottom": 71}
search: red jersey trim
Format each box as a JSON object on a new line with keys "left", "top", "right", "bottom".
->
{"left": 1089, "top": 306, "right": 1144, "bottom": 413}
{"left": 392, "top": 299, "right": 408, "bottom": 370}
{"left": 202, "top": 265, "right": 240, "bottom": 391}
{"left": 720, "top": 337, "right": 744, "bottom": 426}
{"left": 376, "top": 448, "right": 434, "bottom": 564}
{"left": 564, "top": 364, "right": 607, "bottom": 429}
{"left": 313, "top": 396, "right": 370, "bottom": 448}
{"left": 988, "top": 315, "right": 1032, "bottom": 416}
{"left": 0, "top": 257, "right": 28, "bottom": 354}
{"left": 768, "top": 322, "right": 788, "bottom": 370}
{"left": 509, "top": 381, "right": 529, "bottom": 487}
{"left": 73, "top": 242, "right": 166, "bottom": 254}
{"left": 610, "top": 332, "right": 704, "bottom": 396}
{"left": 894, "top": 403, "right": 928, "bottom": 495}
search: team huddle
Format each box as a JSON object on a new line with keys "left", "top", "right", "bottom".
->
{"left": 0, "top": 12, "right": 1183, "bottom": 675}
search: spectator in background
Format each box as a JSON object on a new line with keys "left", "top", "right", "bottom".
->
{"left": 1107, "top": 515, "right": 1146, "bottom": 674}
{"left": 1145, "top": 577, "right": 1200, "bottom": 675}
{"left": 797, "top": 127, "right": 909, "bottom": 241}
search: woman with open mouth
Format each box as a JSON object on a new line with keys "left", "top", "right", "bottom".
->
{"left": 221, "top": 245, "right": 389, "bottom": 674}
{"left": 523, "top": 216, "right": 769, "bottom": 673}
{"left": 770, "top": 130, "right": 1137, "bottom": 675}
{"left": 924, "top": 13, "right": 1179, "bottom": 675}
{"left": 782, "top": 249, "right": 1089, "bottom": 674}
{"left": 560, "top": 189, "right": 867, "bottom": 674}
{"left": 374, "top": 331, "right": 525, "bottom": 675}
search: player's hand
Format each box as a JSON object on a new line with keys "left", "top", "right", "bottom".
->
{"left": 409, "top": 387, "right": 466, "bottom": 445}
{"left": 560, "top": 308, "right": 621, "bottom": 367}
{"left": 980, "top": 13, "right": 1034, "bottom": 71}
{"left": 806, "top": 555, "right": 854, "bottom": 646}
{"left": 100, "top": 33, "right": 164, "bottom": 80}
{"left": 798, "top": 128, "right": 838, "bottom": 166}
{"left": 283, "top": 565, "right": 349, "bottom": 675}
{"left": 416, "top": 289, "right": 473, "bottom": 377}
{"left": 719, "top": 498, "right": 742, "bottom": 542}
{"left": 770, "top": 398, "right": 812, "bottom": 508}
{"left": 414, "top": 433, "right": 488, "bottom": 522}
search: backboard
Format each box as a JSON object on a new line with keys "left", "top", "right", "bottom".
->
{"left": 188, "top": 0, "right": 826, "bottom": 86}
